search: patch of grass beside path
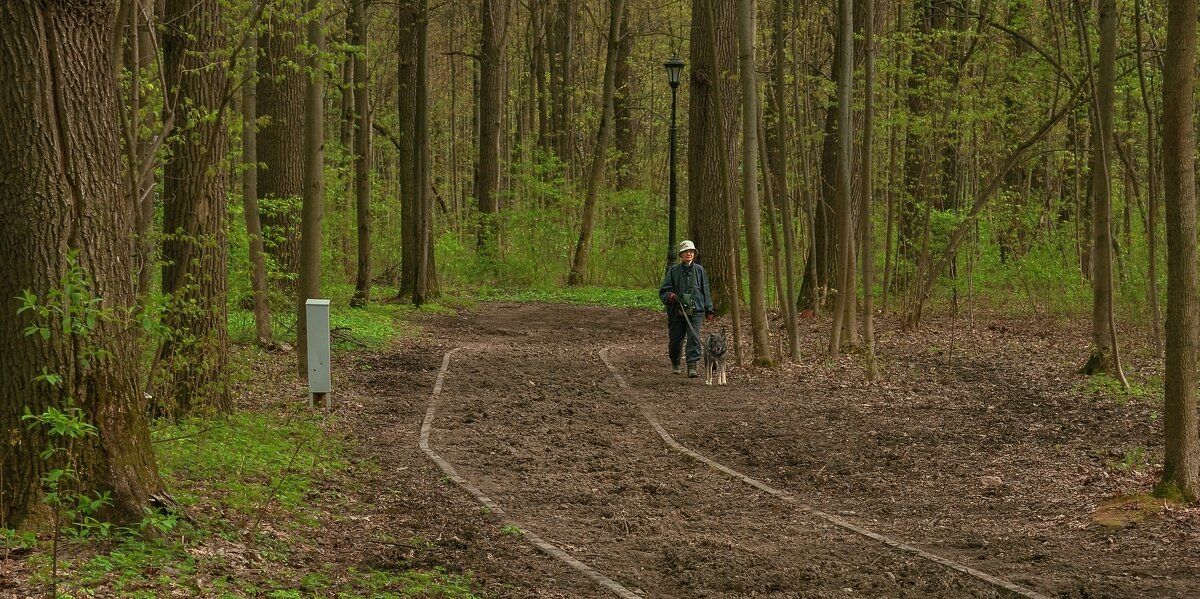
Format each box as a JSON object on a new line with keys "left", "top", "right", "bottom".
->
{"left": 12, "top": 395, "right": 485, "bottom": 598}
{"left": 478, "top": 285, "right": 660, "bottom": 310}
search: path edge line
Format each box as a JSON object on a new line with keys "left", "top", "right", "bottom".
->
{"left": 420, "top": 347, "right": 642, "bottom": 599}
{"left": 599, "top": 346, "right": 1051, "bottom": 599}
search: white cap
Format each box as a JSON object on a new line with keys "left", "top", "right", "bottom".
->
{"left": 678, "top": 240, "right": 697, "bottom": 256}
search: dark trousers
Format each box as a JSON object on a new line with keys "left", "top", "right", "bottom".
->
{"left": 668, "top": 312, "right": 705, "bottom": 366}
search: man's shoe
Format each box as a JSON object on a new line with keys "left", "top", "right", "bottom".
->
{"left": 672, "top": 364, "right": 682, "bottom": 375}
{"left": 687, "top": 363, "right": 698, "bottom": 378}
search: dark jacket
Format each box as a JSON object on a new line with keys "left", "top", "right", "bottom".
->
{"left": 659, "top": 261, "right": 714, "bottom": 318}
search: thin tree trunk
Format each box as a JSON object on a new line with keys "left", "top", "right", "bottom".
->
{"left": 767, "top": 0, "right": 799, "bottom": 361}
{"left": 568, "top": 0, "right": 625, "bottom": 285}
{"left": 350, "top": 0, "right": 372, "bottom": 307}
{"left": 861, "top": 0, "right": 878, "bottom": 379}
{"left": 1077, "top": 0, "right": 1127, "bottom": 385}
{"left": 612, "top": 5, "right": 635, "bottom": 189}
{"left": 130, "top": 0, "right": 157, "bottom": 299}
{"left": 241, "top": 27, "right": 273, "bottom": 346}
{"left": 296, "top": 0, "right": 326, "bottom": 377}
{"left": 550, "top": 0, "right": 576, "bottom": 165}
{"left": 735, "top": 0, "right": 772, "bottom": 365}
{"left": 413, "top": 0, "right": 433, "bottom": 305}
{"left": 1135, "top": 0, "right": 1163, "bottom": 358}
{"left": 828, "top": 0, "right": 853, "bottom": 356}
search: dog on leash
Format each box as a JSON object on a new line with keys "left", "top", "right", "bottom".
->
{"left": 704, "top": 330, "right": 728, "bottom": 386}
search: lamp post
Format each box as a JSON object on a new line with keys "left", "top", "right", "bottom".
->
{"left": 664, "top": 53, "right": 685, "bottom": 268}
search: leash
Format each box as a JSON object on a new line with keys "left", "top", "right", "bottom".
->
{"left": 671, "top": 295, "right": 704, "bottom": 342}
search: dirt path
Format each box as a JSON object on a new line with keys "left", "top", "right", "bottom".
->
{"left": 339, "top": 302, "right": 1199, "bottom": 598}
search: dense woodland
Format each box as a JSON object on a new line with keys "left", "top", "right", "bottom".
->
{"left": 1, "top": 0, "right": 1199, "bottom": 567}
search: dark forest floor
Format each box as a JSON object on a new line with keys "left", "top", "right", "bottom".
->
{"left": 5, "top": 301, "right": 1199, "bottom": 597}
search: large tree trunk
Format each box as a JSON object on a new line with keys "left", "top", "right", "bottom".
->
{"left": 475, "top": 0, "right": 509, "bottom": 259}
{"left": 1159, "top": 0, "right": 1199, "bottom": 501}
{"left": 689, "top": 0, "right": 740, "bottom": 312}
{"left": 735, "top": 0, "right": 772, "bottom": 366}
{"left": 397, "top": 0, "right": 419, "bottom": 297}
{"left": 350, "top": 0, "right": 373, "bottom": 307}
{"left": 693, "top": 0, "right": 744, "bottom": 361}
{"left": 567, "top": 0, "right": 625, "bottom": 286}
{"left": 257, "top": 4, "right": 306, "bottom": 280}
{"left": 296, "top": 0, "right": 326, "bottom": 377}
{"left": 1, "top": 0, "right": 163, "bottom": 529}
{"left": 161, "top": 0, "right": 232, "bottom": 416}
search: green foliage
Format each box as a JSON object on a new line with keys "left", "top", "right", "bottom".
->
{"left": 227, "top": 282, "right": 416, "bottom": 349}
{"left": 434, "top": 148, "right": 666, "bottom": 291}
{"left": 16, "top": 407, "right": 485, "bottom": 597}
{"left": 154, "top": 410, "right": 343, "bottom": 515}
{"left": 1080, "top": 373, "right": 1159, "bottom": 405}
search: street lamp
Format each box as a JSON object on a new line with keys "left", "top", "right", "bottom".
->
{"left": 664, "top": 53, "right": 685, "bottom": 268}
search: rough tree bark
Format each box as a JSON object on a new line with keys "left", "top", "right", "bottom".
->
{"left": 693, "top": 0, "right": 744, "bottom": 361}
{"left": 161, "top": 0, "right": 232, "bottom": 416}
{"left": 257, "top": 2, "right": 306, "bottom": 280}
{"left": 1, "top": 0, "right": 164, "bottom": 528}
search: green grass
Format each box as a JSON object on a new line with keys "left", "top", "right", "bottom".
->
{"left": 228, "top": 282, "right": 420, "bottom": 350}
{"left": 154, "top": 410, "right": 343, "bottom": 515}
{"left": 1080, "top": 372, "right": 1160, "bottom": 405}
{"left": 476, "top": 285, "right": 661, "bottom": 310}
{"left": 17, "top": 407, "right": 489, "bottom": 598}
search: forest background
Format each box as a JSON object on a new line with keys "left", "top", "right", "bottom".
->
{"left": 1, "top": 0, "right": 1198, "bottom": 595}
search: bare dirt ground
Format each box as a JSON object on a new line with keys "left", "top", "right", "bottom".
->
{"left": 7, "top": 301, "right": 1199, "bottom": 598}
{"left": 333, "top": 301, "right": 1199, "bottom": 598}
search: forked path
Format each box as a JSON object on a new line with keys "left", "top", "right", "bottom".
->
{"left": 421, "top": 303, "right": 1042, "bottom": 597}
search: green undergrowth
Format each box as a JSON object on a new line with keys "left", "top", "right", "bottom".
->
{"left": 1079, "top": 372, "right": 1161, "bottom": 406}
{"left": 476, "top": 285, "right": 660, "bottom": 310}
{"left": 16, "top": 408, "right": 485, "bottom": 598}
{"left": 228, "top": 282, "right": 423, "bottom": 350}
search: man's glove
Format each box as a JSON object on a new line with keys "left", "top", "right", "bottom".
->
{"left": 666, "top": 292, "right": 678, "bottom": 303}
{"left": 705, "top": 312, "right": 715, "bottom": 322}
